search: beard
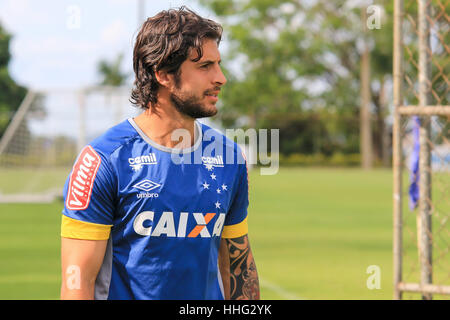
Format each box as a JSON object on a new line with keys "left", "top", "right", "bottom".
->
{"left": 169, "top": 73, "right": 218, "bottom": 119}
{"left": 170, "top": 90, "right": 218, "bottom": 119}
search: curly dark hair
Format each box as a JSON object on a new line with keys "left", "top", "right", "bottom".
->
{"left": 130, "top": 6, "right": 223, "bottom": 110}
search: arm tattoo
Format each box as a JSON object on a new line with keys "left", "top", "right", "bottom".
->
{"left": 225, "top": 235, "right": 260, "bottom": 300}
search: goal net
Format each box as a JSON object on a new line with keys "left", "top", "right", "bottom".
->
{"left": 0, "top": 86, "right": 138, "bottom": 203}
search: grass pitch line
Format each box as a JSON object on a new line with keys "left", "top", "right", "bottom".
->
{"left": 260, "top": 278, "right": 305, "bottom": 300}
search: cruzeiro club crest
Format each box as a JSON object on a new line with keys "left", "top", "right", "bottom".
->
{"left": 133, "top": 179, "right": 161, "bottom": 192}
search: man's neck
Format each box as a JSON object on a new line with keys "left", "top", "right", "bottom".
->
{"left": 133, "top": 97, "right": 197, "bottom": 150}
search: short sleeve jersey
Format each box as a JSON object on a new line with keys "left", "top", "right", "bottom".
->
{"left": 61, "top": 118, "right": 249, "bottom": 300}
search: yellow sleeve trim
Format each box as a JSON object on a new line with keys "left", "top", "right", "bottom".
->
{"left": 222, "top": 217, "right": 248, "bottom": 239}
{"left": 61, "top": 215, "right": 112, "bottom": 240}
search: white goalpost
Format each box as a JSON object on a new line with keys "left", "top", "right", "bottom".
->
{"left": 0, "top": 86, "right": 136, "bottom": 203}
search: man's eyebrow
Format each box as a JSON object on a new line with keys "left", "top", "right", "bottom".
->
{"left": 197, "top": 59, "right": 222, "bottom": 65}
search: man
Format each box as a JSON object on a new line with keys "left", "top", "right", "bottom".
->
{"left": 60, "top": 7, "right": 260, "bottom": 300}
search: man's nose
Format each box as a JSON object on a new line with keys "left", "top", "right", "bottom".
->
{"left": 214, "top": 65, "right": 227, "bottom": 86}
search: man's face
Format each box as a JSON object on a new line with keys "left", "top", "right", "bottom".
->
{"left": 169, "top": 39, "right": 227, "bottom": 119}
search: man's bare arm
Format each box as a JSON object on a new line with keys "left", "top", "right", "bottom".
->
{"left": 60, "top": 237, "right": 108, "bottom": 300}
{"left": 219, "top": 234, "right": 260, "bottom": 300}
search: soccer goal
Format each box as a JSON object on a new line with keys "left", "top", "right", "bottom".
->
{"left": 0, "top": 86, "right": 138, "bottom": 203}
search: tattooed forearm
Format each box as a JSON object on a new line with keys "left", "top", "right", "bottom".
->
{"left": 225, "top": 235, "right": 260, "bottom": 300}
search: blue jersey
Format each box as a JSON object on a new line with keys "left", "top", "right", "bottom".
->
{"left": 61, "top": 118, "right": 249, "bottom": 300}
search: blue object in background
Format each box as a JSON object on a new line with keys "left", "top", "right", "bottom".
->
{"left": 409, "top": 116, "right": 420, "bottom": 211}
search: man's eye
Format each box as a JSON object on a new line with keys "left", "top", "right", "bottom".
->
{"left": 200, "top": 64, "right": 210, "bottom": 69}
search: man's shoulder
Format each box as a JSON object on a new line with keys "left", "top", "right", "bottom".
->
{"left": 88, "top": 119, "right": 138, "bottom": 157}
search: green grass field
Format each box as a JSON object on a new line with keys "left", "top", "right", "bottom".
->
{"left": 0, "top": 167, "right": 448, "bottom": 300}
{"left": 0, "top": 167, "right": 69, "bottom": 195}
{"left": 249, "top": 168, "right": 395, "bottom": 300}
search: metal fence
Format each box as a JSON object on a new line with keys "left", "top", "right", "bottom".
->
{"left": 393, "top": 0, "right": 450, "bottom": 299}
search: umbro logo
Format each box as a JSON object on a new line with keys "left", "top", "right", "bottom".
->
{"left": 133, "top": 179, "right": 161, "bottom": 192}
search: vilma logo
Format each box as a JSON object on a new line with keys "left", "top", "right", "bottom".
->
{"left": 66, "top": 146, "right": 101, "bottom": 210}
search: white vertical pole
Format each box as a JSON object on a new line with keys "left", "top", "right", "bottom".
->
{"left": 77, "top": 89, "right": 87, "bottom": 151}
{"left": 417, "top": 0, "right": 432, "bottom": 300}
{"left": 392, "top": 0, "right": 404, "bottom": 301}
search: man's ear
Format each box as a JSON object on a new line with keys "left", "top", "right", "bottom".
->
{"left": 154, "top": 69, "right": 173, "bottom": 88}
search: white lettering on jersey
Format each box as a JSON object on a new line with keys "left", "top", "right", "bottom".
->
{"left": 151, "top": 211, "right": 176, "bottom": 237}
{"left": 133, "top": 211, "right": 154, "bottom": 236}
{"left": 212, "top": 213, "right": 225, "bottom": 237}
{"left": 201, "top": 155, "right": 223, "bottom": 166}
{"left": 201, "top": 155, "right": 224, "bottom": 170}
{"left": 133, "top": 179, "right": 161, "bottom": 199}
{"left": 177, "top": 212, "right": 189, "bottom": 237}
{"left": 132, "top": 211, "right": 226, "bottom": 238}
{"left": 128, "top": 153, "right": 157, "bottom": 171}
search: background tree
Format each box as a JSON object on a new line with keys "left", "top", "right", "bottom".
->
{"left": 97, "top": 53, "right": 129, "bottom": 86}
{"left": 0, "top": 22, "right": 27, "bottom": 138}
{"left": 199, "top": 0, "right": 396, "bottom": 165}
